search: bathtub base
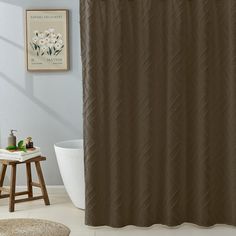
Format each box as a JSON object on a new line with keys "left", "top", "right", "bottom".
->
{"left": 54, "top": 140, "right": 85, "bottom": 210}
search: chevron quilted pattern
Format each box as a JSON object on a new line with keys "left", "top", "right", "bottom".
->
{"left": 80, "top": 0, "right": 236, "bottom": 227}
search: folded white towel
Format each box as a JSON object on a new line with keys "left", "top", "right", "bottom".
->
{"left": 0, "top": 148, "right": 42, "bottom": 162}
{"left": 0, "top": 147, "right": 40, "bottom": 156}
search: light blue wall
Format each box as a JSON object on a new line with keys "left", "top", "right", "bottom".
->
{"left": 0, "top": 0, "right": 82, "bottom": 185}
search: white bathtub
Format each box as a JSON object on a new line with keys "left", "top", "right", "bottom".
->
{"left": 54, "top": 139, "right": 85, "bottom": 210}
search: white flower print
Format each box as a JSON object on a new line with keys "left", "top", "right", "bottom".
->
{"left": 50, "top": 38, "right": 57, "bottom": 44}
{"left": 32, "top": 36, "right": 38, "bottom": 44}
{"left": 48, "top": 28, "right": 55, "bottom": 33}
{"left": 55, "top": 43, "right": 62, "bottom": 50}
{"left": 30, "top": 28, "right": 65, "bottom": 57}
{"left": 41, "top": 45, "right": 47, "bottom": 52}
{"left": 57, "top": 39, "right": 63, "bottom": 45}
{"left": 44, "top": 37, "right": 50, "bottom": 44}
{"left": 38, "top": 39, "right": 45, "bottom": 46}
{"left": 38, "top": 33, "right": 45, "bottom": 39}
{"left": 50, "top": 33, "right": 56, "bottom": 39}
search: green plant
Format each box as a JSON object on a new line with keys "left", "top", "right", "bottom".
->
{"left": 6, "top": 140, "right": 27, "bottom": 152}
{"left": 18, "top": 140, "right": 27, "bottom": 152}
{"left": 6, "top": 145, "right": 17, "bottom": 151}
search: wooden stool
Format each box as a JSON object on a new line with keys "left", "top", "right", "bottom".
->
{"left": 0, "top": 156, "right": 50, "bottom": 212}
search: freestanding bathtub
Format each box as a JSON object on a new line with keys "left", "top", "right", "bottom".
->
{"left": 54, "top": 139, "right": 85, "bottom": 210}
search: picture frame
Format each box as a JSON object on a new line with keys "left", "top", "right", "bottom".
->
{"left": 26, "top": 9, "right": 69, "bottom": 72}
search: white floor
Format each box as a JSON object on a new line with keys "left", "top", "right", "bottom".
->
{"left": 0, "top": 187, "right": 236, "bottom": 236}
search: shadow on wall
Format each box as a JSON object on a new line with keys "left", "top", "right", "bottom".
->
{"left": 0, "top": 35, "right": 23, "bottom": 50}
{"left": 0, "top": 0, "right": 82, "bottom": 137}
{"left": 0, "top": 0, "right": 82, "bottom": 185}
{"left": 0, "top": 71, "right": 81, "bottom": 136}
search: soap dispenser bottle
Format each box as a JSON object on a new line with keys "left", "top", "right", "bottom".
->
{"left": 8, "top": 130, "right": 17, "bottom": 147}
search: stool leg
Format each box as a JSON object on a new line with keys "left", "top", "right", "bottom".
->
{"left": 35, "top": 161, "right": 50, "bottom": 205}
{"left": 9, "top": 164, "right": 17, "bottom": 212}
{"left": 0, "top": 164, "right": 7, "bottom": 195}
{"left": 26, "top": 163, "right": 33, "bottom": 198}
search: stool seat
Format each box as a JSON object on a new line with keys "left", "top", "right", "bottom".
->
{"left": 0, "top": 156, "right": 50, "bottom": 212}
{"left": 0, "top": 219, "right": 70, "bottom": 236}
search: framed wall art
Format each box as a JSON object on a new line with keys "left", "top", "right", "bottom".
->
{"left": 26, "top": 9, "right": 69, "bottom": 71}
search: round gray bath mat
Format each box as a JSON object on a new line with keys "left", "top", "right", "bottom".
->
{"left": 0, "top": 219, "right": 70, "bottom": 236}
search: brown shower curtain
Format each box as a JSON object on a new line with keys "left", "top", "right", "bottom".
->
{"left": 80, "top": 0, "right": 236, "bottom": 227}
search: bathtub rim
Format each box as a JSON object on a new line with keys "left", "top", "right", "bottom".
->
{"left": 54, "top": 139, "right": 84, "bottom": 150}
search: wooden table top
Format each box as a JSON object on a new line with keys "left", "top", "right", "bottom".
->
{"left": 0, "top": 156, "right": 46, "bottom": 165}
